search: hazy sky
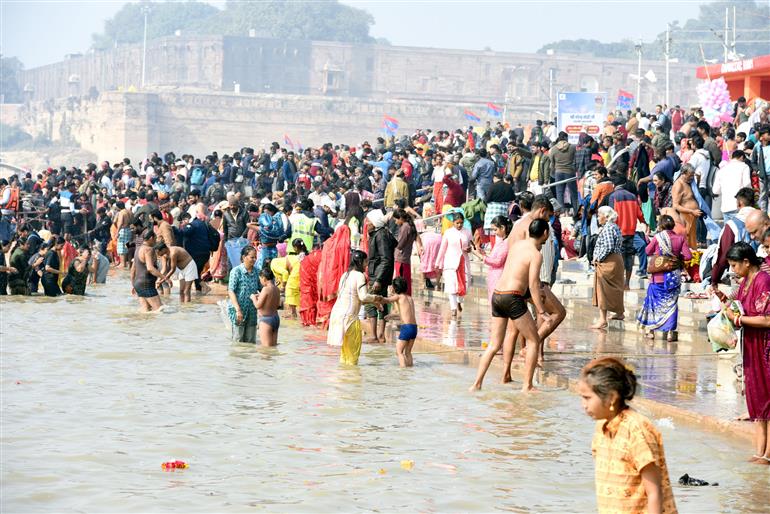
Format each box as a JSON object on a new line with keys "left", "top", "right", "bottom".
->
{"left": 2, "top": 0, "right": 707, "bottom": 69}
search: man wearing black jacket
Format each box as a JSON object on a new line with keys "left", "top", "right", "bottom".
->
{"left": 364, "top": 209, "right": 396, "bottom": 344}
{"left": 222, "top": 197, "right": 248, "bottom": 242}
{"left": 88, "top": 207, "right": 112, "bottom": 256}
{"left": 180, "top": 212, "right": 211, "bottom": 293}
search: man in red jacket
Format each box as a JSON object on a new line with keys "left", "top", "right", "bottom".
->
{"left": 608, "top": 177, "right": 645, "bottom": 290}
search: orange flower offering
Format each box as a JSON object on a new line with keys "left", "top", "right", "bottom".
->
{"left": 161, "top": 460, "right": 189, "bottom": 470}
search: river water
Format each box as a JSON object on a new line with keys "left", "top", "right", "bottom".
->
{"left": 2, "top": 275, "right": 768, "bottom": 512}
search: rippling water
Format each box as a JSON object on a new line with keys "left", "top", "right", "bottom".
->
{"left": 2, "top": 275, "right": 767, "bottom": 512}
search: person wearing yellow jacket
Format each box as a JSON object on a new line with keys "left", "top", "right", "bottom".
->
{"left": 270, "top": 239, "right": 308, "bottom": 319}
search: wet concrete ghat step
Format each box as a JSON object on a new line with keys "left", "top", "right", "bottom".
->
{"left": 416, "top": 292, "right": 709, "bottom": 322}
{"left": 561, "top": 296, "right": 714, "bottom": 317}
{"left": 403, "top": 335, "right": 754, "bottom": 444}
{"left": 414, "top": 285, "right": 714, "bottom": 318}
{"left": 416, "top": 266, "right": 699, "bottom": 296}
{"left": 560, "top": 311, "right": 708, "bottom": 332}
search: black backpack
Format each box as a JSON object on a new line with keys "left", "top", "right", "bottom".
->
{"left": 206, "top": 223, "right": 221, "bottom": 252}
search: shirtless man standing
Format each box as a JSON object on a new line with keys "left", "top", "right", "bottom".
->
{"left": 130, "top": 230, "right": 164, "bottom": 312}
{"left": 114, "top": 201, "right": 133, "bottom": 268}
{"left": 151, "top": 210, "right": 176, "bottom": 246}
{"left": 151, "top": 210, "right": 177, "bottom": 296}
{"left": 251, "top": 267, "right": 281, "bottom": 346}
{"left": 470, "top": 218, "right": 551, "bottom": 392}
{"left": 672, "top": 163, "right": 703, "bottom": 250}
{"left": 501, "top": 195, "right": 567, "bottom": 382}
{"left": 155, "top": 242, "right": 197, "bottom": 303}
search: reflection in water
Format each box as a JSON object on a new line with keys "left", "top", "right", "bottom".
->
{"left": 1, "top": 276, "right": 767, "bottom": 512}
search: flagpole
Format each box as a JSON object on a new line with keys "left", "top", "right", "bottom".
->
{"left": 503, "top": 93, "right": 508, "bottom": 125}
{"left": 634, "top": 39, "right": 643, "bottom": 109}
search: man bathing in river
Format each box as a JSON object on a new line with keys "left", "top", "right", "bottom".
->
{"left": 470, "top": 219, "right": 552, "bottom": 392}
{"left": 131, "top": 230, "right": 164, "bottom": 312}
{"left": 155, "top": 242, "right": 198, "bottom": 303}
{"left": 251, "top": 267, "right": 281, "bottom": 346}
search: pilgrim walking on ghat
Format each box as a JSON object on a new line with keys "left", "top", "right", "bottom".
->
{"left": 435, "top": 210, "right": 471, "bottom": 319}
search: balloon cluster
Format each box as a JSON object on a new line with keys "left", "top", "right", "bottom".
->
{"left": 697, "top": 77, "right": 733, "bottom": 127}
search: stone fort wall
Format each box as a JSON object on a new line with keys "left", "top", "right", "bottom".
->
{"left": 13, "top": 36, "right": 701, "bottom": 162}
{"left": 16, "top": 90, "right": 505, "bottom": 162}
{"left": 20, "top": 35, "right": 699, "bottom": 109}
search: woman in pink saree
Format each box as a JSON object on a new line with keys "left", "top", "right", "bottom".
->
{"left": 471, "top": 215, "right": 512, "bottom": 306}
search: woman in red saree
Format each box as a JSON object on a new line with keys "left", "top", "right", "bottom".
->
{"left": 316, "top": 225, "right": 351, "bottom": 328}
{"left": 299, "top": 248, "right": 322, "bottom": 326}
{"left": 59, "top": 236, "right": 79, "bottom": 287}
{"left": 716, "top": 242, "right": 770, "bottom": 465}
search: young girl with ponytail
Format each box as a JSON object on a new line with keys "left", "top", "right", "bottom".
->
{"left": 578, "top": 358, "right": 678, "bottom": 514}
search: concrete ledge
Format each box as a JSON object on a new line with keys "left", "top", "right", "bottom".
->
{"left": 407, "top": 334, "right": 754, "bottom": 444}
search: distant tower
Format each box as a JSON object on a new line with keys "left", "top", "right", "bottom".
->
{"left": 68, "top": 74, "right": 81, "bottom": 97}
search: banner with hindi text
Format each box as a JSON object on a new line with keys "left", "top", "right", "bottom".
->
{"left": 556, "top": 92, "right": 608, "bottom": 144}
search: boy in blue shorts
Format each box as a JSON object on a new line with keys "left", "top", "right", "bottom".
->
{"left": 381, "top": 277, "right": 417, "bottom": 367}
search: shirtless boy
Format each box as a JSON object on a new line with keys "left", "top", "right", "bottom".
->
{"left": 155, "top": 242, "right": 197, "bottom": 303}
{"left": 470, "top": 219, "right": 552, "bottom": 392}
{"left": 251, "top": 267, "right": 281, "bottom": 346}
{"left": 672, "top": 163, "right": 703, "bottom": 250}
{"left": 114, "top": 201, "right": 133, "bottom": 268}
{"left": 380, "top": 277, "right": 417, "bottom": 367}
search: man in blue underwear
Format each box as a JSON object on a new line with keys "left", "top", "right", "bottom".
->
{"left": 380, "top": 277, "right": 417, "bottom": 367}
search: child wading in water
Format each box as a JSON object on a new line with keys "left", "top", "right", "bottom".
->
{"left": 251, "top": 267, "right": 281, "bottom": 347}
{"left": 381, "top": 277, "right": 417, "bottom": 367}
{"left": 578, "top": 357, "right": 678, "bottom": 514}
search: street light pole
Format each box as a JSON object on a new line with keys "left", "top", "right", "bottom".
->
{"left": 724, "top": 6, "right": 729, "bottom": 63}
{"left": 665, "top": 23, "right": 671, "bottom": 108}
{"left": 635, "top": 40, "right": 642, "bottom": 109}
{"left": 548, "top": 67, "right": 554, "bottom": 120}
{"left": 141, "top": 4, "right": 150, "bottom": 88}
{"left": 732, "top": 4, "right": 736, "bottom": 57}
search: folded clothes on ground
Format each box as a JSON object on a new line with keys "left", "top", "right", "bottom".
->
{"left": 678, "top": 473, "right": 718, "bottom": 486}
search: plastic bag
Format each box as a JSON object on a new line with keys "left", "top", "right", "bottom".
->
{"left": 225, "top": 237, "right": 249, "bottom": 269}
{"left": 708, "top": 301, "right": 743, "bottom": 352}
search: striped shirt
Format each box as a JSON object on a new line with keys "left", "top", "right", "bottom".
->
{"left": 592, "top": 409, "right": 678, "bottom": 514}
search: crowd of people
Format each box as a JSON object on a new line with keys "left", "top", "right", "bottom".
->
{"left": 1, "top": 96, "right": 769, "bottom": 507}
